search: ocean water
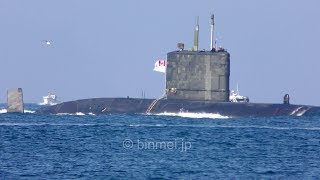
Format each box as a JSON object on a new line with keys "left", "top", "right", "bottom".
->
{"left": 1, "top": 104, "right": 320, "bottom": 179}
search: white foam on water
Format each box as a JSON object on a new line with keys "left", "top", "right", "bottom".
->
{"left": 154, "top": 112, "right": 229, "bottom": 119}
{"left": 0, "top": 122, "right": 102, "bottom": 127}
{"left": 56, "top": 113, "right": 71, "bottom": 116}
{"left": 129, "top": 124, "right": 166, "bottom": 127}
{"left": 0, "top": 123, "right": 48, "bottom": 126}
{"left": 1, "top": 122, "right": 318, "bottom": 131}
{"left": 75, "top": 112, "right": 85, "bottom": 116}
{"left": 38, "top": 102, "right": 58, "bottom": 106}
{"left": 0, "top": 109, "right": 35, "bottom": 114}
{"left": 56, "top": 112, "right": 95, "bottom": 116}
{"left": 215, "top": 125, "right": 320, "bottom": 131}
{"left": 24, "top": 110, "right": 35, "bottom": 113}
{"left": 296, "top": 110, "right": 307, "bottom": 116}
{"left": 128, "top": 124, "right": 320, "bottom": 131}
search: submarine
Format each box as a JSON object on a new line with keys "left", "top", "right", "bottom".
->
{"left": 36, "top": 14, "right": 320, "bottom": 117}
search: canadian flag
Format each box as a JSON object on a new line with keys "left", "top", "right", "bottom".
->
{"left": 153, "top": 60, "right": 166, "bottom": 73}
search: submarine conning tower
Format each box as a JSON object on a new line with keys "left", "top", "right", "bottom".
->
{"left": 166, "top": 50, "right": 230, "bottom": 101}
{"left": 165, "top": 14, "right": 230, "bottom": 102}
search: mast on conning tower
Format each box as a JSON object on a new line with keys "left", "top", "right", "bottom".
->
{"left": 210, "top": 14, "right": 215, "bottom": 50}
{"left": 193, "top": 16, "right": 199, "bottom": 51}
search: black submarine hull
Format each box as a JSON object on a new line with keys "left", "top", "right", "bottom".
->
{"left": 36, "top": 98, "right": 320, "bottom": 117}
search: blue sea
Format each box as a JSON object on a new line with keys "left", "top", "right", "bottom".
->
{"left": 1, "top": 104, "right": 320, "bottom": 179}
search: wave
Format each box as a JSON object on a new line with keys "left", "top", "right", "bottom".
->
{"left": 0, "top": 123, "right": 100, "bottom": 126}
{"left": 0, "top": 108, "right": 94, "bottom": 115}
{"left": 38, "top": 102, "right": 58, "bottom": 106}
{"left": 0, "top": 109, "right": 35, "bottom": 114}
{"left": 56, "top": 112, "right": 96, "bottom": 116}
{"left": 210, "top": 125, "right": 320, "bottom": 131}
{"left": 1, "top": 121, "right": 319, "bottom": 131}
{"left": 24, "top": 110, "right": 35, "bottom": 113}
{"left": 154, "top": 112, "right": 229, "bottom": 119}
{"left": 128, "top": 124, "right": 320, "bottom": 131}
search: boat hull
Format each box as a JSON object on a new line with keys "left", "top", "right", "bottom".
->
{"left": 35, "top": 98, "right": 320, "bottom": 117}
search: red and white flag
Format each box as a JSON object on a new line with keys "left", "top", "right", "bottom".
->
{"left": 153, "top": 60, "right": 166, "bottom": 73}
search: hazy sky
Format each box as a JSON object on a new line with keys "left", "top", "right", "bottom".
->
{"left": 1, "top": 0, "right": 319, "bottom": 105}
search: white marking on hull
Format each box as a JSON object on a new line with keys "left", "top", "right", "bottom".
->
{"left": 290, "top": 106, "right": 303, "bottom": 115}
{"left": 290, "top": 106, "right": 311, "bottom": 116}
{"left": 296, "top": 107, "right": 311, "bottom": 116}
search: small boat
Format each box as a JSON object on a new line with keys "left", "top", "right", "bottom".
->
{"left": 40, "top": 92, "right": 59, "bottom": 105}
{"left": 229, "top": 90, "right": 249, "bottom": 103}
